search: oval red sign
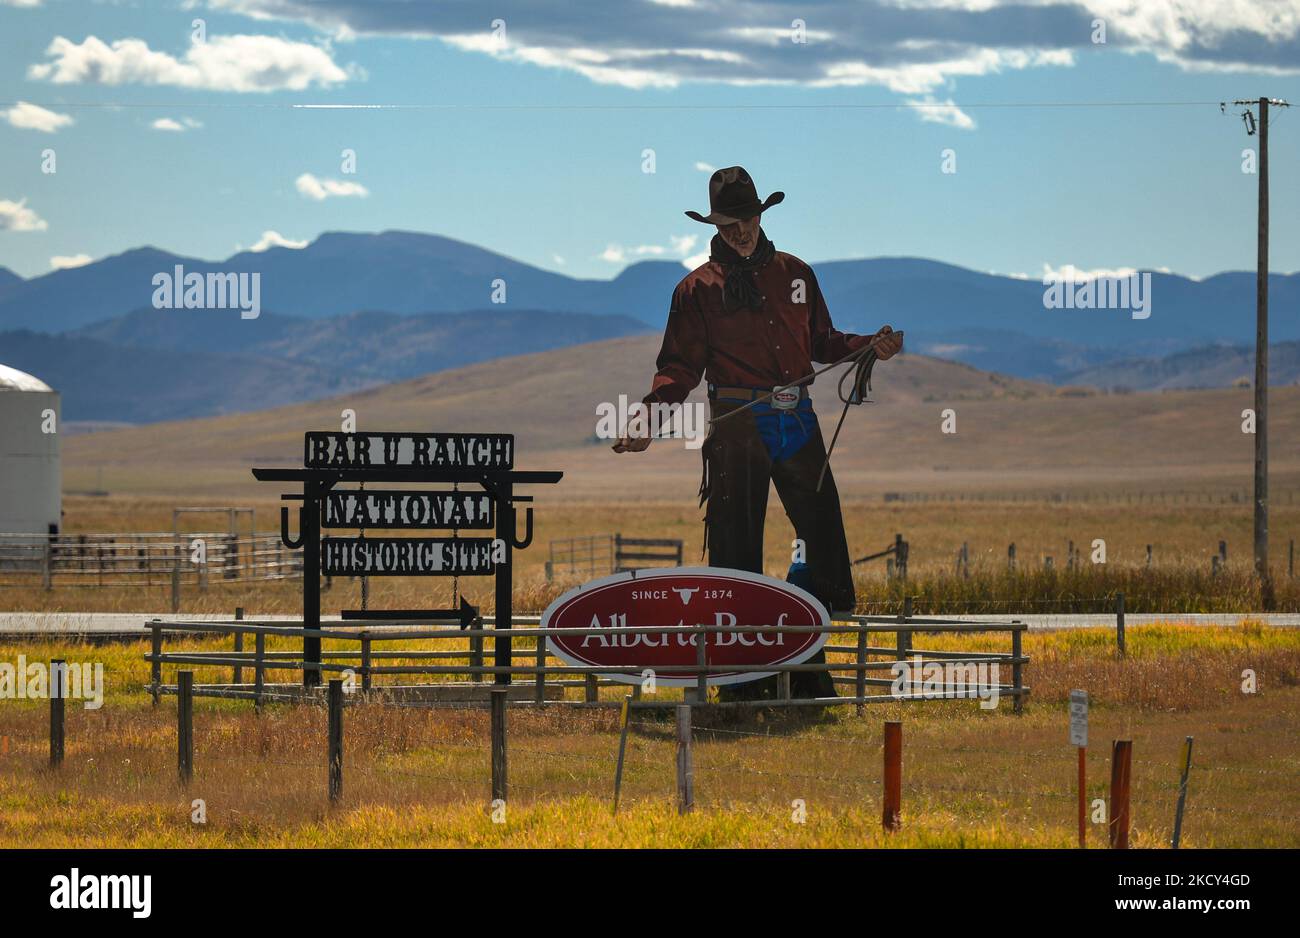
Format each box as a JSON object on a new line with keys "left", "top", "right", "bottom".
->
{"left": 541, "top": 567, "right": 829, "bottom": 687}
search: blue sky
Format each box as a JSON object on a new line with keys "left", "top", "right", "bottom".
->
{"left": 1, "top": 0, "right": 1298, "bottom": 282}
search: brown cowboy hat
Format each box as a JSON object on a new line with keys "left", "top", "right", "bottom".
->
{"left": 685, "top": 166, "right": 784, "bottom": 225}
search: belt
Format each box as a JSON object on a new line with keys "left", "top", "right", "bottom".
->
{"left": 708, "top": 384, "right": 809, "bottom": 402}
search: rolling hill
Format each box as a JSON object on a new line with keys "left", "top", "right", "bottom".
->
{"left": 3, "top": 231, "right": 1297, "bottom": 385}
{"left": 64, "top": 334, "right": 1300, "bottom": 502}
{"left": 2, "top": 308, "right": 650, "bottom": 422}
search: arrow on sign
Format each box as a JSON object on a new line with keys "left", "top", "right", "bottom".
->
{"left": 341, "top": 596, "right": 479, "bottom": 629}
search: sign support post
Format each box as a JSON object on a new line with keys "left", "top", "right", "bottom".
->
{"left": 1070, "top": 689, "right": 1088, "bottom": 848}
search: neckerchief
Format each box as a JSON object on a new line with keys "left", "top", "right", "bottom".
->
{"left": 709, "top": 229, "right": 775, "bottom": 313}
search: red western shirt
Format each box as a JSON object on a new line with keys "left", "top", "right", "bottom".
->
{"left": 644, "top": 250, "right": 870, "bottom": 407}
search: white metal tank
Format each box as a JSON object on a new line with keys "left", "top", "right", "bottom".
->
{"left": 0, "top": 363, "right": 62, "bottom": 536}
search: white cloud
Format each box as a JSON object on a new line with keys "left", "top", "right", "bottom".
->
{"left": 50, "top": 254, "right": 93, "bottom": 270}
{"left": 0, "top": 199, "right": 48, "bottom": 232}
{"left": 248, "top": 230, "right": 308, "bottom": 251}
{"left": 601, "top": 234, "right": 698, "bottom": 264}
{"left": 552, "top": 254, "right": 566, "bottom": 265}
{"left": 682, "top": 250, "right": 710, "bottom": 270}
{"left": 694, "top": 161, "right": 716, "bottom": 173}
{"left": 2, "top": 101, "right": 73, "bottom": 133}
{"left": 906, "top": 96, "right": 976, "bottom": 130}
{"left": 28, "top": 34, "right": 349, "bottom": 93}
{"left": 1, "top": 0, "right": 43, "bottom": 7}
{"left": 151, "top": 116, "right": 203, "bottom": 131}
{"left": 295, "top": 172, "right": 368, "bottom": 200}
{"left": 1041, "top": 262, "right": 1139, "bottom": 282}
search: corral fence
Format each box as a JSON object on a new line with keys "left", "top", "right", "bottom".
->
{"left": 545, "top": 533, "right": 684, "bottom": 582}
{"left": 0, "top": 531, "right": 302, "bottom": 591}
{"left": 142, "top": 609, "right": 1027, "bottom": 714}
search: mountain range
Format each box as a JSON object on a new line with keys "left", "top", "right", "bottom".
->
{"left": 1, "top": 230, "right": 1295, "bottom": 422}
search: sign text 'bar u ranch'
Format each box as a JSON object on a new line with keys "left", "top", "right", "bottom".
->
{"left": 321, "top": 537, "right": 497, "bottom": 577}
{"left": 321, "top": 490, "right": 494, "bottom": 530}
{"left": 305, "top": 432, "right": 514, "bottom": 470}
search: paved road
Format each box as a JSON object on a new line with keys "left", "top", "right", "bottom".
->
{"left": 0, "top": 610, "right": 1296, "bottom": 639}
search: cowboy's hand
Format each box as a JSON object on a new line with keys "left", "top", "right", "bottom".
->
{"left": 872, "top": 325, "right": 903, "bottom": 360}
{"left": 612, "top": 413, "right": 653, "bottom": 453}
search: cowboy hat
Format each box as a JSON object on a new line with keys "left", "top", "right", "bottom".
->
{"left": 685, "top": 166, "right": 785, "bottom": 225}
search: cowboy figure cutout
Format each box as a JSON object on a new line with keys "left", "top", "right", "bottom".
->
{"left": 615, "top": 166, "right": 902, "bottom": 702}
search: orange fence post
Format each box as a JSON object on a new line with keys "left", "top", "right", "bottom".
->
{"left": 882, "top": 720, "right": 902, "bottom": 832}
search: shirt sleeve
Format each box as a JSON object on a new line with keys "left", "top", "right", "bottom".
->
{"left": 644, "top": 283, "right": 708, "bottom": 407}
{"left": 808, "top": 266, "right": 870, "bottom": 364}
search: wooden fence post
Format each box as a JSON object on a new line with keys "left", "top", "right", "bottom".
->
{"left": 471, "top": 632, "right": 484, "bottom": 684}
{"left": 855, "top": 627, "right": 867, "bottom": 716}
{"left": 1146, "top": 544, "right": 1153, "bottom": 569}
{"left": 170, "top": 544, "right": 181, "bottom": 614}
{"left": 150, "top": 620, "right": 161, "bottom": 708}
{"left": 534, "top": 631, "right": 547, "bottom": 705}
{"left": 1007, "top": 542, "right": 1016, "bottom": 571}
{"left": 1109, "top": 739, "right": 1132, "bottom": 849}
{"left": 1171, "top": 736, "right": 1194, "bottom": 849}
{"left": 675, "top": 704, "right": 694, "bottom": 814}
{"left": 1115, "top": 592, "right": 1126, "bottom": 659}
{"left": 1011, "top": 624, "right": 1024, "bottom": 714}
{"left": 1289, "top": 539, "right": 1294, "bottom": 578}
{"left": 896, "top": 597, "right": 912, "bottom": 661}
{"left": 696, "top": 625, "right": 709, "bottom": 702}
{"left": 177, "top": 670, "right": 193, "bottom": 784}
{"left": 233, "top": 607, "right": 244, "bottom": 685}
{"left": 49, "top": 659, "right": 65, "bottom": 768}
{"left": 360, "top": 632, "right": 372, "bottom": 693}
{"left": 882, "top": 720, "right": 902, "bottom": 831}
{"left": 42, "top": 538, "right": 52, "bottom": 591}
{"left": 328, "top": 678, "right": 343, "bottom": 803}
{"left": 253, "top": 631, "right": 265, "bottom": 713}
{"left": 490, "top": 688, "right": 508, "bottom": 803}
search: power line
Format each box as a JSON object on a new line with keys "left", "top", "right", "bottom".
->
{"left": 0, "top": 99, "right": 1227, "bottom": 112}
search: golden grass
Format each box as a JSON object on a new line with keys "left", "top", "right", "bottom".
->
{"left": 1, "top": 625, "right": 1297, "bottom": 848}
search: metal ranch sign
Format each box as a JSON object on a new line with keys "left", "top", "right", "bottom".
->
{"left": 321, "top": 536, "right": 496, "bottom": 576}
{"left": 542, "top": 567, "right": 829, "bottom": 687}
{"left": 305, "top": 432, "right": 514, "bottom": 470}
{"left": 321, "top": 489, "right": 494, "bottom": 529}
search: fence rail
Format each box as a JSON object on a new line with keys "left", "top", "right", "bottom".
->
{"left": 143, "top": 612, "right": 1028, "bottom": 714}
{"left": 0, "top": 531, "right": 302, "bottom": 590}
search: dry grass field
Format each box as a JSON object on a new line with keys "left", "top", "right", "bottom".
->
{"left": 5, "top": 340, "right": 1299, "bottom": 848}
{"left": 1, "top": 624, "right": 1297, "bottom": 848}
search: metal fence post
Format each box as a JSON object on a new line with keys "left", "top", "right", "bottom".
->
{"left": 49, "top": 659, "right": 65, "bottom": 767}
{"left": 491, "top": 687, "right": 508, "bottom": 803}
{"left": 675, "top": 704, "right": 694, "bottom": 814}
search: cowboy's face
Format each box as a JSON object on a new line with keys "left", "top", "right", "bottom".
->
{"left": 717, "top": 214, "right": 761, "bottom": 256}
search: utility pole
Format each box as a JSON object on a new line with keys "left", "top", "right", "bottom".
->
{"left": 1231, "top": 96, "right": 1290, "bottom": 606}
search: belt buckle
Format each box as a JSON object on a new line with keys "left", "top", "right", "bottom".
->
{"left": 770, "top": 385, "right": 800, "bottom": 411}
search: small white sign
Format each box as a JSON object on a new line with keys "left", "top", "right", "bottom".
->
{"left": 1069, "top": 689, "right": 1088, "bottom": 747}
